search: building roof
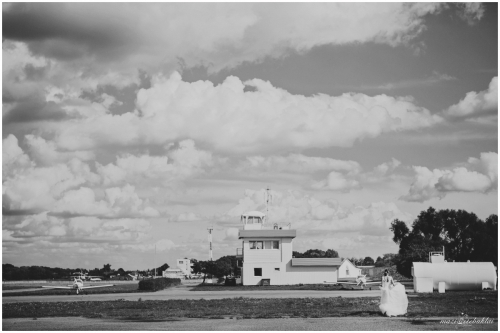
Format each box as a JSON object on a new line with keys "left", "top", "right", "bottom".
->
{"left": 239, "top": 229, "right": 296, "bottom": 239}
{"left": 340, "top": 258, "right": 359, "bottom": 268}
{"left": 291, "top": 258, "right": 342, "bottom": 267}
{"left": 165, "top": 268, "right": 183, "bottom": 272}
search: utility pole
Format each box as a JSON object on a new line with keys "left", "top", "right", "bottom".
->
{"left": 154, "top": 244, "right": 157, "bottom": 278}
{"left": 207, "top": 227, "right": 213, "bottom": 261}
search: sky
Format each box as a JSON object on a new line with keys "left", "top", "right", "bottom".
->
{"left": 2, "top": 2, "right": 498, "bottom": 271}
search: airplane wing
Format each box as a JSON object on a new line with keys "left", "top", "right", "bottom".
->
{"left": 80, "top": 284, "right": 114, "bottom": 289}
{"left": 41, "top": 286, "right": 73, "bottom": 289}
{"left": 324, "top": 281, "right": 381, "bottom": 285}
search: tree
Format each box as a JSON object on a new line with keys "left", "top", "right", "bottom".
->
{"left": 293, "top": 249, "right": 339, "bottom": 258}
{"left": 324, "top": 249, "right": 339, "bottom": 258}
{"left": 213, "top": 259, "right": 232, "bottom": 279}
{"left": 156, "top": 263, "right": 170, "bottom": 276}
{"left": 374, "top": 256, "right": 384, "bottom": 267}
{"left": 192, "top": 260, "right": 215, "bottom": 283}
{"left": 390, "top": 207, "right": 498, "bottom": 278}
{"left": 362, "top": 257, "right": 374, "bottom": 265}
{"left": 216, "top": 255, "right": 240, "bottom": 277}
{"left": 382, "top": 253, "right": 398, "bottom": 267}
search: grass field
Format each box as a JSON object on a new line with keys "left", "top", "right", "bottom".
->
{"left": 2, "top": 291, "right": 496, "bottom": 320}
{"left": 2, "top": 285, "right": 45, "bottom": 291}
{"left": 190, "top": 281, "right": 413, "bottom": 292}
{"left": 3, "top": 283, "right": 142, "bottom": 296}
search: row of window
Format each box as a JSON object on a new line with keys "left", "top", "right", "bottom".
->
{"left": 253, "top": 267, "right": 280, "bottom": 276}
{"left": 249, "top": 240, "right": 279, "bottom": 250}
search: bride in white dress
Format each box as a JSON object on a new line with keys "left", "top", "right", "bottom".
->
{"left": 379, "top": 269, "right": 408, "bottom": 316}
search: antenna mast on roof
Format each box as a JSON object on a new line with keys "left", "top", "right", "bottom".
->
{"left": 207, "top": 226, "right": 213, "bottom": 261}
{"left": 265, "top": 187, "right": 272, "bottom": 224}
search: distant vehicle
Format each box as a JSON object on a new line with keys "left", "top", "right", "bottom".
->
{"left": 89, "top": 278, "right": 102, "bottom": 281}
{"left": 42, "top": 278, "right": 114, "bottom": 295}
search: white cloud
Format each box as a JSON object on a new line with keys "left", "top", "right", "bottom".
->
{"left": 2, "top": 134, "right": 33, "bottom": 179}
{"left": 223, "top": 188, "right": 411, "bottom": 235}
{"left": 175, "top": 212, "right": 202, "bottom": 222}
{"left": 244, "top": 154, "right": 361, "bottom": 174}
{"left": 4, "top": 213, "right": 153, "bottom": 244}
{"left": 312, "top": 171, "right": 362, "bottom": 192}
{"left": 224, "top": 228, "right": 239, "bottom": 241}
{"left": 52, "top": 73, "right": 441, "bottom": 154}
{"left": 96, "top": 139, "right": 215, "bottom": 186}
{"left": 401, "top": 152, "right": 498, "bottom": 202}
{"left": 3, "top": 3, "right": 447, "bottom": 74}
{"left": 457, "top": 3, "right": 485, "bottom": 25}
{"left": 443, "top": 77, "right": 497, "bottom": 120}
{"left": 3, "top": 160, "right": 94, "bottom": 212}
{"left": 25, "top": 134, "right": 95, "bottom": 166}
{"left": 311, "top": 158, "right": 401, "bottom": 191}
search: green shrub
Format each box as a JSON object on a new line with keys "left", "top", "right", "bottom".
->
{"left": 138, "top": 277, "right": 181, "bottom": 291}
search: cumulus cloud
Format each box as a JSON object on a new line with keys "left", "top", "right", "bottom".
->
{"left": 243, "top": 154, "right": 361, "bottom": 174}
{"left": 443, "top": 77, "right": 498, "bottom": 120}
{"left": 3, "top": 136, "right": 158, "bottom": 219}
{"left": 96, "top": 139, "right": 215, "bottom": 186}
{"left": 3, "top": 158, "right": 99, "bottom": 213}
{"left": 25, "top": 135, "right": 95, "bottom": 166}
{"left": 51, "top": 73, "right": 441, "bottom": 154}
{"left": 4, "top": 212, "right": 153, "bottom": 244}
{"left": 224, "top": 228, "right": 239, "bottom": 241}
{"left": 2, "top": 134, "right": 33, "bottom": 179}
{"left": 311, "top": 158, "right": 401, "bottom": 191}
{"left": 52, "top": 185, "right": 159, "bottom": 218}
{"left": 223, "top": 188, "right": 411, "bottom": 235}
{"left": 456, "top": 3, "right": 485, "bottom": 25}
{"left": 175, "top": 212, "right": 203, "bottom": 222}
{"left": 401, "top": 152, "right": 498, "bottom": 202}
{"left": 3, "top": 3, "right": 447, "bottom": 74}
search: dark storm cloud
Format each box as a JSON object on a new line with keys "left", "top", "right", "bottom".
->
{"left": 3, "top": 99, "right": 69, "bottom": 124}
{"left": 3, "top": 3, "right": 131, "bottom": 61}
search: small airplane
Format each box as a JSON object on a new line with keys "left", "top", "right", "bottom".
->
{"left": 325, "top": 275, "right": 381, "bottom": 290}
{"left": 42, "top": 278, "right": 114, "bottom": 295}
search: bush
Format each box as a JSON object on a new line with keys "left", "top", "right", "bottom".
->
{"left": 138, "top": 277, "right": 181, "bottom": 291}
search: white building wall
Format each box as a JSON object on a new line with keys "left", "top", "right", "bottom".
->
{"left": 241, "top": 238, "right": 338, "bottom": 285}
{"left": 242, "top": 260, "right": 337, "bottom": 285}
{"left": 176, "top": 259, "right": 193, "bottom": 276}
{"left": 338, "top": 260, "right": 362, "bottom": 279}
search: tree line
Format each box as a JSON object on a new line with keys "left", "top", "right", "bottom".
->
{"left": 2, "top": 262, "right": 171, "bottom": 281}
{"left": 390, "top": 207, "right": 497, "bottom": 278}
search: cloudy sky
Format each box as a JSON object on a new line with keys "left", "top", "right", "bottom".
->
{"left": 3, "top": 3, "right": 498, "bottom": 270}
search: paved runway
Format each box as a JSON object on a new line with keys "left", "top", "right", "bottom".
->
{"left": 3, "top": 316, "right": 497, "bottom": 331}
{"left": 2, "top": 284, "right": 383, "bottom": 303}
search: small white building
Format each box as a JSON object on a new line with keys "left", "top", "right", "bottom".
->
{"left": 412, "top": 251, "right": 497, "bottom": 292}
{"left": 236, "top": 211, "right": 341, "bottom": 285}
{"left": 176, "top": 259, "right": 193, "bottom": 276}
{"left": 338, "top": 259, "right": 362, "bottom": 279}
{"left": 162, "top": 267, "right": 184, "bottom": 279}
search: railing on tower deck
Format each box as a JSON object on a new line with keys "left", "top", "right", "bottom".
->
{"left": 243, "top": 222, "right": 292, "bottom": 231}
{"left": 236, "top": 248, "right": 243, "bottom": 257}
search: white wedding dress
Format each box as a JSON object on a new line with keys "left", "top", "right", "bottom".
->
{"left": 379, "top": 276, "right": 408, "bottom": 317}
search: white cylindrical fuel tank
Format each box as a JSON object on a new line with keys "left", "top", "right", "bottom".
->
{"left": 413, "top": 262, "right": 497, "bottom": 291}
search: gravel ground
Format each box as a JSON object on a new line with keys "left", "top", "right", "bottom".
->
{"left": 3, "top": 316, "right": 497, "bottom": 331}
